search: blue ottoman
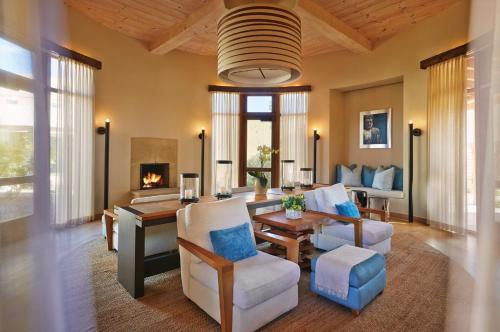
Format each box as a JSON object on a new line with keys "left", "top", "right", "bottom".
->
{"left": 310, "top": 251, "right": 386, "bottom": 315}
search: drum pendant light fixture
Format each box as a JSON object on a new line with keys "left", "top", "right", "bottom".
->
{"left": 217, "top": 3, "right": 302, "bottom": 86}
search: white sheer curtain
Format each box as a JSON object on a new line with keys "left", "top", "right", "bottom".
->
{"left": 280, "top": 92, "right": 308, "bottom": 184}
{"left": 427, "top": 55, "right": 467, "bottom": 234}
{"left": 211, "top": 92, "right": 239, "bottom": 193}
{"left": 51, "top": 56, "right": 94, "bottom": 226}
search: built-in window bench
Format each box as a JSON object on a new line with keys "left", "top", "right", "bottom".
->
{"left": 345, "top": 186, "right": 404, "bottom": 220}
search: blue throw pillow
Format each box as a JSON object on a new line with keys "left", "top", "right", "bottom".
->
{"left": 335, "top": 201, "right": 361, "bottom": 220}
{"left": 391, "top": 165, "right": 403, "bottom": 191}
{"left": 361, "top": 166, "right": 376, "bottom": 187}
{"left": 209, "top": 223, "right": 257, "bottom": 262}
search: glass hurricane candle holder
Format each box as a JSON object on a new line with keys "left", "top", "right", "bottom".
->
{"left": 281, "top": 160, "right": 295, "bottom": 191}
{"left": 215, "top": 160, "right": 232, "bottom": 199}
{"left": 300, "top": 167, "right": 313, "bottom": 188}
{"left": 179, "top": 173, "right": 200, "bottom": 203}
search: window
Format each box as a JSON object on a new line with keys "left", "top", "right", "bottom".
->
{"left": 0, "top": 37, "right": 34, "bottom": 222}
{"left": 247, "top": 96, "right": 273, "bottom": 113}
{"left": 239, "top": 94, "right": 279, "bottom": 187}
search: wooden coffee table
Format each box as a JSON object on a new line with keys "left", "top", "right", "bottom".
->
{"left": 253, "top": 210, "right": 332, "bottom": 268}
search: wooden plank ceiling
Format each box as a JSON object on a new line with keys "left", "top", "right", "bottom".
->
{"left": 64, "top": 0, "right": 460, "bottom": 57}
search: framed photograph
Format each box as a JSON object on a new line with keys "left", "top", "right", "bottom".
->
{"left": 359, "top": 108, "right": 392, "bottom": 149}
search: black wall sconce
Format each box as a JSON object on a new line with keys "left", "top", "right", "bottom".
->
{"left": 408, "top": 120, "right": 422, "bottom": 223}
{"left": 313, "top": 128, "right": 321, "bottom": 184}
{"left": 97, "top": 119, "right": 110, "bottom": 210}
{"left": 198, "top": 128, "right": 205, "bottom": 196}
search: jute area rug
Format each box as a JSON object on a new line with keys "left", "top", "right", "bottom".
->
{"left": 80, "top": 233, "right": 454, "bottom": 331}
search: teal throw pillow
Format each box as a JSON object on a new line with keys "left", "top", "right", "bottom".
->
{"left": 209, "top": 223, "right": 257, "bottom": 262}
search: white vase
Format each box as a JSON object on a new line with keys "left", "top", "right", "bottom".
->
{"left": 285, "top": 209, "right": 302, "bottom": 220}
{"left": 254, "top": 179, "right": 267, "bottom": 195}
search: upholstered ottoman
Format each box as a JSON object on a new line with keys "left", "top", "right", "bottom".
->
{"left": 310, "top": 248, "right": 386, "bottom": 315}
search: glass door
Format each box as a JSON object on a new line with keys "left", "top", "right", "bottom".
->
{"left": 239, "top": 95, "right": 280, "bottom": 188}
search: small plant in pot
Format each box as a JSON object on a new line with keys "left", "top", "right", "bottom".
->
{"left": 282, "top": 194, "right": 305, "bottom": 220}
{"left": 248, "top": 145, "right": 279, "bottom": 195}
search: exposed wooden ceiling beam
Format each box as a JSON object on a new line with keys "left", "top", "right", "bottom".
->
{"left": 296, "top": 0, "right": 372, "bottom": 53}
{"left": 149, "top": 0, "right": 227, "bottom": 55}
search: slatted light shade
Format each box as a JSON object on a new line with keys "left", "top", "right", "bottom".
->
{"left": 217, "top": 4, "right": 302, "bottom": 86}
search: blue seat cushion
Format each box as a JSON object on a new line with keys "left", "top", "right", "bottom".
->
{"left": 311, "top": 253, "right": 385, "bottom": 288}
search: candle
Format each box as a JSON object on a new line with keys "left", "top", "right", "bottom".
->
{"left": 219, "top": 186, "right": 228, "bottom": 194}
{"left": 185, "top": 189, "right": 193, "bottom": 199}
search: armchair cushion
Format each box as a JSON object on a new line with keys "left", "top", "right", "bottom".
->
{"left": 314, "top": 183, "right": 351, "bottom": 214}
{"left": 185, "top": 197, "right": 255, "bottom": 263}
{"left": 190, "top": 251, "right": 300, "bottom": 310}
{"left": 209, "top": 223, "right": 257, "bottom": 262}
{"left": 322, "top": 219, "right": 394, "bottom": 246}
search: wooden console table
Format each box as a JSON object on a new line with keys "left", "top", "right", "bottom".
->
{"left": 115, "top": 190, "right": 285, "bottom": 298}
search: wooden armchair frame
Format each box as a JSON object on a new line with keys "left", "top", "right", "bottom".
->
{"left": 177, "top": 231, "right": 298, "bottom": 332}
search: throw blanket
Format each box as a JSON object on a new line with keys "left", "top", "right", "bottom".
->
{"left": 315, "top": 245, "right": 376, "bottom": 300}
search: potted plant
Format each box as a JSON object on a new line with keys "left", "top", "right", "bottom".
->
{"left": 281, "top": 194, "right": 305, "bottom": 219}
{"left": 248, "top": 145, "right": 278, "bottom": 195}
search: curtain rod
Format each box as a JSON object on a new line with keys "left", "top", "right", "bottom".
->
{"left": 208, "top": 85, "right": 311, "bottom": 93}
{"left": 42, "top": 39, "right": 102, "bottom": 70}
{"left": 419, "top": 43, "right": 469, "bottom": 69}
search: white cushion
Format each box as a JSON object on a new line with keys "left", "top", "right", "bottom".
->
{"left": 322, "top": 219, "right": 394, "bottom": 245}
{"left": 372, "top": 167, "right": 395, "bottom": 190}
{"left": 314, "top": 183, "right": 350, "bottom": 214}
{"left": 340, "top": 165, "right": 362, "bottom": 186}
{"left": 189, "top": 251, "right": 300, "bottom": 309}
{"left": 303, "top": 190, "right": 318, "bottom": 211}
{"left": 130, "top": 193, "right": 180, "bottom": 204}
{"left": 348, "top": 187, "right": 404, "bottom": 199}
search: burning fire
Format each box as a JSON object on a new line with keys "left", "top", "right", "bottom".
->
{"left": 143, "top": 172, "right": 162, "bottom": 188}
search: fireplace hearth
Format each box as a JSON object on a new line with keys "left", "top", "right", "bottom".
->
{"left": 140, "top": 163, "right": 169, "bottom": 190}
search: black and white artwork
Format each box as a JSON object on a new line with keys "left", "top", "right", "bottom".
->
{"left": 359, "top": 108, "right": 392, "bottom": 149}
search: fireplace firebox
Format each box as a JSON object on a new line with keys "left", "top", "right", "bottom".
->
{"left": 140, "top": 163, "right": 169, "bottom": 190}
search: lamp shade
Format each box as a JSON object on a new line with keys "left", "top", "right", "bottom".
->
{"left": 217, "top": 4, "right": 302, "bottom": 85}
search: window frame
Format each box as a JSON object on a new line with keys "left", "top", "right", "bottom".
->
{"left": 238, "top": 93, "right": 280, "bottom": 188}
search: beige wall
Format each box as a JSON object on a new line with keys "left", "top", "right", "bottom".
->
{"left": 341, "top": 82, "right": 404, "bottom": 168}
{"left": 298, "top": 0, "right": 470, "bottom": 218}
{"left": 43, "top": 6, "right": 224, "bottom": 211}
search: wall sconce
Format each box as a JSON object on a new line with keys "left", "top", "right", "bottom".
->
{"left": 408, "top": 120, "right": 422, "bottom": 223}
{"left": 313, "top": 128, "right": 321, "bottom": 184}
{"left": 198, "top": 128, "right": 206, "bottom": 196}
{"left": 96, "top": 119, "right": 110, "bottom": 209}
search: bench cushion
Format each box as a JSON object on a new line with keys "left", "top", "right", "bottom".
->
{"left": 311, "top": 252, "right": 385, "bottom": 288}
{"left": 349, "top": 186, "right": 404, "bottom": 199}
{"left": 321, "top": 219, "right": 394, "bottom": 245}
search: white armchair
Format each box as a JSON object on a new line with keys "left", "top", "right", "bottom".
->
{"left": 304, "top": 183, "right": 394, "bottom": 255}
{"left": 177, "top": 197, "right": 300, "bottom": 332}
